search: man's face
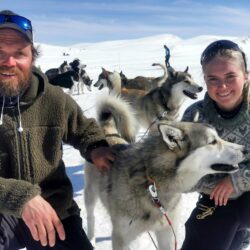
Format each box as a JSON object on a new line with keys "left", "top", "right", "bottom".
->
{"left": 0, "top": 28, "right": 33, "bottom": 96}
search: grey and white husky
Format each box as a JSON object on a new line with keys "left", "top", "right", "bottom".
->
{"left": 84, "top": 96, "right": 245, "bottom": 250}
{"left": 129, "top": 66, "right": 203, "bottom": 127}
{"left": 93, "top": 66, "right": 203, "bottom": 128}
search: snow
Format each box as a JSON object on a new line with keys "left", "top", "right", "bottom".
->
{"left": 35, "top": 34, "right": 250, "bottom": 250}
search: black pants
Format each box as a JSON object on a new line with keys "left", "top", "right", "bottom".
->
{"left": 0, "top": 214, "right": 93, "bottom": 250}
{"left": 181, "top": 192, "right": 250, "bottom": 250}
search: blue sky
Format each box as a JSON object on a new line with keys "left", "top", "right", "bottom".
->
{"left": 1, "top": 0, "right": 250, "bottom": 46}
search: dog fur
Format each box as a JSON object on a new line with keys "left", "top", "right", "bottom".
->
{"left": 130, "top": 66, "right": 203, "bottom": 127}
{"left": 68, "top": 59, "right": 93, "bottom": 94}
{"left": 84, "top": 96, "right": 245, "bottom": 250}
{"left": 45, "top": 60, "right": 69, "bottom": 79}
{"left": 94, "top": 63, "right": 167, "bottom": 95}
{"left": 93, "top": 66, "right": 203, "bottom": 128}
{"left": 120, "top": 63, "right": 167, "bottom": 92}
{"left": 48, "top": 70, "right": 79, "bottom": 90}
{"left": 46, "top": 59, "right": 93, "bottom": 94}
{"left": 93, "top": 68, "right": 122, "bottom": 95}
{"left": 95, "top": 94, "right": 138, "bottom": 144}
{"left": 70, "top": 66, "right": 93, "bottom": 94}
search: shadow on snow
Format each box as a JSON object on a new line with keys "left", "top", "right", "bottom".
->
{"left": 65, "top": 164, "right": 85, "bottom": 197}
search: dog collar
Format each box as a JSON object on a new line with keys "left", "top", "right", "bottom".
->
{"left": 105, "top": 133, "right": 122, "bottom": 138}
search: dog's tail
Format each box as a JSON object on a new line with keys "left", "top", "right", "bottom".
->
{"left": 96, "top": 95, "right": 138, "bottom": 143}
{"left": 152, "top": 63, "right": 168, "bottom": 86}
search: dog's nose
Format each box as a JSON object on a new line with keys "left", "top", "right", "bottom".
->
{"left": 198, "top": 86, "right": 203, "bottom": 92}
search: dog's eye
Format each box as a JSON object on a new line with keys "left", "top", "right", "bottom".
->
{"left": 210, "top": 139, "right": 217, "bottom": 145}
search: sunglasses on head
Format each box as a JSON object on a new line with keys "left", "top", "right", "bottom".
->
{"left": 200, "top": 40, "right": 247, "bottom": 69}
{"left": 0, "top": 14, "right": 32, "bottom": 32}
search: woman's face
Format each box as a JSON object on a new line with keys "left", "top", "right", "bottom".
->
{"left": 203, "top": 56, "right": 248, "bottom": 111}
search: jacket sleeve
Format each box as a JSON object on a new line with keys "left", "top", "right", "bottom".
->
{"left": 230, "top": 161, "right": 250, "bottom": 194}
{"left": 62, "top": 94, "right": 109, "bottom": 160}
{"left": 0, "top": 178, "right": 41, "bottom": 217}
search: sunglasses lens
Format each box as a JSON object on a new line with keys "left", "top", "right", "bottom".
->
{"left": 0, "top": 16, "right": 5, "bottom": 23}
{"left": 0, "top": 14, "right": 32, "bottom": 31}
{"left": 10, "top": 15, "right": 32, "bottom": 31}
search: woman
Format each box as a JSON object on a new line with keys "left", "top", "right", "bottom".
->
{"left": 181, "top": 40, "right": 250, "bottom": 250}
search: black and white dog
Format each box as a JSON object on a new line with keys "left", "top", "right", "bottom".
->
{"left": 70, "top": 59, "right": 93, "bottom": 93}
{"left": 48, "top": 70, "right": 79, "bottom": 94}
{"left": 45, "top": 61, "right": 69, "bottom": 79}
{"left": 46, "top": 59, "right": 93, "bottom": 94}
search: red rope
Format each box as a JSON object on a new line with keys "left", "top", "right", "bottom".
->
{"left": 147, "top": 180, "right": 178, "bottom": 250}
{"left": 164, "top": 213, "right": 177, "bottom": 250}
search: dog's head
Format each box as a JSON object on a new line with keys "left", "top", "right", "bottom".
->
{"left": 94, "top": 68, "right": 121, "bottom": 94}
{"left": 145, "top": 121, "right": 245, "bottom": 190}
{"left": 164, "top": 66, "right": 203, "bottom": 102}
{"left": 94, "top": 68, "right": 111, "bottom": 90}
{"left": 69, "top": 59, "right": 86, "bottom": 73}
{"left": 159, "top": 121, "right": 244, "bottom": 169}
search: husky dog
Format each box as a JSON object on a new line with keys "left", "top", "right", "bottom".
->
{"left": 127, "top": 66, "right": 203, "bottom": 128}
{"left": 93, "top": 68, "right": 121, "bottom": 95}
{"left": 94, "top": 63, "right": 167, "bottom": 94}
{"left": 95, "top": 94, "right": 138, "bottom": 144}
{"left": 93, "top": 66, "right": 203, "bottom": 127}
{"left": 120, "top": 63, "right": 167, "bottom": 91}
{"left": 45, "top": 60, "right": 69, "bottom": 79}
{"left": 84, "top": 95, "right": 138, "bottom": 247}
{"left": 69, "top": 59, "right": 93, "bottom": 94}
{"left": 48, "top": 70, "right": 79, "bottom": 90}
{"left": 84, "top": 96, "right": 245, "bottom": 250}
{"left": 46, "top": 59, "right": 93, "bottom": 94}
{"left": 70, "top": 67, "right": 93, "bottom": 94}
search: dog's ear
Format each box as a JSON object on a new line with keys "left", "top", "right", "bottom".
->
{"left": 184, "top": 66, "right": 189, "bottom": 73}
{"left": 158, "top": 124, "right": 184, "bottom": 150}
{"left": 102, "top": 67, "right": 109, "bottom": 78}
{"left": 167, "top": 66, "right": 176, "bottom": 79}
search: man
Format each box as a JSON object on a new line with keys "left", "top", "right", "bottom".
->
{"left": 0, "top": 10, "right": 113, "bottom": 249}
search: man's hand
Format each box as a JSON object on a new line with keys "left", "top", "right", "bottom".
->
{"left": 21, "top": 195, "right": 65, "bottom": 247}
{"left": 210, "top": 176, "right": 236, "bottom": 206}
{"left": 90, "top": 147, "right": 114, "bottom": 170}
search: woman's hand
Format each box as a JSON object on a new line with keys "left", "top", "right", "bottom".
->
{"left": 210, "top": 176, "right": 236, "bottom": 206}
